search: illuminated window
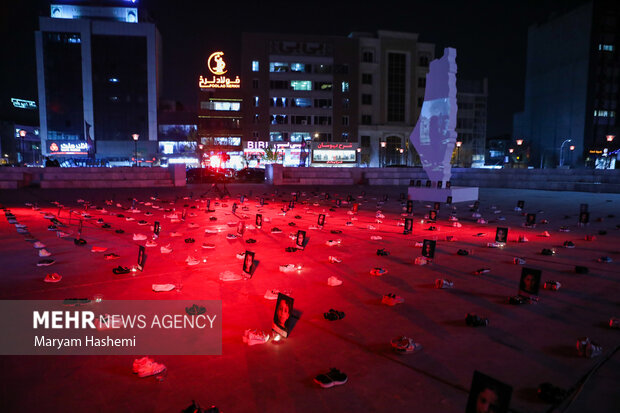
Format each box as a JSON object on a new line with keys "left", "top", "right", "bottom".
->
{"left": 270, "top": 132, "right": 287, "bottom": 142}
{"left": 270, "top": 115, "right": 288, "bottom": 125}
{"left": 290, "top": 63, "right": 306, "bottom": 72}
{"left": 292, "top": 98, "right": 312, "bottom": 108}
{"left": 270, "top": 62, "right": 289, "bottom": 72}
{"left": 252, "top": 61, "right": 259, "bottom": 71}
{"left": 315, "top": 81, "right": 333, "bottom": 91}
{"left": 341, "top": 82, "right": 350, "bottom": 92}
{"left": 290, "top": 80, "right": 312, "bottom": 91}
{"left": 290, "top": 132, "right": 310, "bottom": 142}
{"left": 594, "top": 110, "right": 615, "bottom": 117}
{"left": 598, "top": 44, "right": 614, "bottom": 52}
{"left": 253, "top": 96, "right": 259, "bottom": 107}
{"left": 254, "top": 114, "right": 260, "bottom": 123}
{"left": 205, "top": 101, "right": 241, "bottom": 111}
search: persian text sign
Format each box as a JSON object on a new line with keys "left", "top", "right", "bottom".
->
{"left": 0, "top": 300, "right": 222, "bottom": 355}
{"left": 199, "top": 51, "right": 240, "bottom": 89}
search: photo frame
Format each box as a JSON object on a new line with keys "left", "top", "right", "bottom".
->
{"left": 579, "top": 211, "right": 589, "bottom": 224}
{"left": 237, "top": 221, "right": 245, "bottom": 236}
{"left": 153, "top": 221, "right": 160, "bottom": 237}
{"left": 465, "top": 370, "right": 513, "bottom": 413}
{"left": 409, "top": 179, "right": 416, "bottom": 187}
{"left": 437, "top": 181, "right": 443, "bottom": 189}
{"left": 347, "top": 194, "right": 353, "bottom": 202}
{"left": 260, "top": 197, "right": 264, "bottom": 206}
{"left": 446, "top": 196, "right": 453, "bottom": 205}
{"left": 242, "top": 251, "right": 255, "bottom": 275}
{"left": 232, "top": 203, "right": 237, "bottom": 214}
{"left": 317, "top": 214, "right": 326, "bottom": 227}
{"left": 433, "top": 202, "right": 441, "bottom": 211}
{"left": 445, "top": 181, "right": 451, "bottom": 189}
{"left": 352, "top": 203, "right": 359, "bottom": 213}
{"left": 526, "top": 213, "right": 536, "bottom": 227}
{"left": 517, "top": 200, "right": 525, "bottom": 209}
{"left": 255, "top": 214, "right": 262, "bottom": 228}
{"left": 519, "top": 267, "right": 542, "bottom": 297}
{"left": 495, "top": 227, "right": 508, "bottom": 244}
{"left": 404, "top": 218, "right": 413, "bottom": 234}
{"left": 425, "top": 180, "right": 432, "bottom": 188}
{"left": 429, "top": 210, "right": 437, "bottom": 222}
{"left": 181, "top": 208, "right": 187, "bottom": 221}
{"left": 422, "top": 239, "right": 436, "bottom": 259}
{"left": 296, "top": 230, "right": 306, "bottom": 248}
{"left": 336, "top": 199, "right": 342, "bottom": 207}
{"left": 416, "top": 180, "right": 422, "bottom": 187}
{"left": 137, "top": 245, "right": 146, "bottom": 272}
{"left": 272, "top": 293, "right": 294, "bottom": 338}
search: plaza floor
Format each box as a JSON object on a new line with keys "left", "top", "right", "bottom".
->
{"left": 0, "top": 185, "right": 618, "bottom": 412}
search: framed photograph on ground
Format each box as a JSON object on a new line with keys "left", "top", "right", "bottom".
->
{"left": 445, "top": 181, "right": 451, "bottom": 189}
{"left": 293, "top": 193, "right": 298, "bottom": 202}
{"left": 465, "top": 370, "right": 513, "bottom": 413}
{"left": 255, "top": 214, "right": 262, "bottom": 228}
{"left": 336, "top": 199, "right": 342, "bottom": 207}
{"left": 517, "top": 200, "right": 525, "bottom": 209}
{"left": 579, "top": 212, "right": 589, "bottom": 225}
{"left": 181, "top": 209, "right": 187, "bottom": 221}
{"left": 437, "top": 181, "right": 443, "bottom": 189}
{"left": 272, "top": 293, "right": 294, "bottom": 338}
{"left": 352, "top": 203, "right": 359, "bottom": 213}
{"left": 296, "top": 230, "right": 306, "bottom": 248}
{"left": 495, "top": 227, "right": 508, "bottom": 244}
{"left": 237, "top": 221, "right": 245, "bottom": 236}
{"left": 404, "top": 218, "right": 413, "bottom": 234}
{"left": 318, "top": 214, "right": 326, "bottom": 227}
{"left": 260, "top": 197, "right": 264, "bottom": 206}
{"left": 206, "top": 199, "right": 211, "bottom": 210}
{"left": 242, "top": 251, "right": 255, "bottom": 275}
{"left": 240, "top": 195, "right": 245, "bottom": 204}
{"left": 526, "top": 213, "right": 536, "bottom": 227}
{"left": 407, "top": 200, "right": 413, "bottom": 214}
{"left": 154, "top": 221, "right": 160, "bottom": 237}
{"left": 232, "top": 203, "right": 237, "bottom": 214}
{"left": 422, "top": 239, "right": 436, "bottom": 259}
{"left": 446, "top": 196, "right": 453, "bottom": 205}
{"left": 433, "top": 202, "right": 441, "bottom": 211}
{"left": 137, "top": 245, "right": 146, "bottom": 272}
{"left": 429, "top": 210, "right": 438, "bottom": 222}
{"left": 347, "top": 195, "right": 353, "bottom": 202}
{"left": 426, "top": 180, "right": 432, "bottom": 188}
{"left": 409, "top": 179, "right": 416, "bottom": 186}
{"left": 288, "top": 200, "right": 295, "bottom": 209}
{"left": 519, "top": 267, "right": 542, "bottom": 297}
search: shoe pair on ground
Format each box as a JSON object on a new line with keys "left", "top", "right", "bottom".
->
{"left": 370, "top": 267, "right": 388, "bottom": 276}
{"left": 465, "top": 313, "right": 488, "bottom": 327}
{"left": 390, "top": 336, "right": 422, "bottom": 354}
{"left": 313, "top": 368, "right": 347, "bottom": 388}
{"left": 382, "top": 293, "right": 404, "bottom": 306}
{"left": 324, "top": 309, "right": 345, "bottom": 321}
{"left": 132, "top": 356, "right": 166, "bottom": 378}
{"left": 242, "top": 329, "right": 270, "bottom": 346}
{"left": 435, "top": 279, "right": 453, "bottom": 289}
{"left": 576, "top": 337, "right": 603, "bottom": 358}
{"left": 376, "top": 248, "right": 389, "bottom": 256}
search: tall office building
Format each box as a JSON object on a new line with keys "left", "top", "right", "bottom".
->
{"left": 513, "top": 0, "right": 620, "bottom": 168}
{"left": 456, "top": 78, "right": 488, "bottom": 167}
{"left": 35, "top": 1, "right": 161, "bottom": 162}
{"left": 350, "top": 31, "right": 435, "bottom": 167}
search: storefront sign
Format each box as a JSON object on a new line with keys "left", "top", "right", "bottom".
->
{"left": 199, "top": 52, "right": 241, "bottom": 89}
{"left": 311, "top": 142, "right": 358, "bottom": 164}
{"left": 48, "top": 141, "right": 89, "bottom": 155}
{"left": 11, "top": 98, "right": 37, "bottom": 110}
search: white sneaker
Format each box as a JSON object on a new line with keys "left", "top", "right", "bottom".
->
{"left": 160, "top": 244, "right": 173, "bottom": 254}
{"left": 145, "top": 240, "right": 157, "bottom": 247}
{"left": 219, "top": 270, "right": 243, "bottom": 281}
{"left": 325, "top": 239, "right": 341, "bottom": 246}
{"left": 39, "top": 248, "right": 51, "bottom": 257}
{"left": 452, "top": 222, "right": 462, "bottom": 228}
{"left": 279, "top": 264, "right": 298, "bottom": 273}
{"left": 170, "top": 232, "right": 182, "bottom": 237}
{"left": 327, "top": 276, "right": 342, "bottom": 286}
{"left": 328, "top": 256, "right": 342, "bottom": 263}
{"left": 204, "top": 228, "right": 218, "bottom": 234}
{"left": 226, "top": 234, "right": 237, "bottom": 240}
{"left": 33, "top": 241, "right": 46, "bottom": 249}
{"left": 370, "top": 236, "right": 382, "bottom": 240}
{"left": 367, "top": 225, "right": 376, "bottom": 230}
{"left": 264, "top": 289, "right": 279, "bottom": 300}
{"left": 186, "top": 256, "right": 200, "bottom": 266}
{"left": 236, "top": 252, "right": 246, "bottom": 259}
{"left": 243, "top": 329, "right": 270, "bottom": 346}
{"left": 133, "top": 233, "right": 147, "bottom": 241}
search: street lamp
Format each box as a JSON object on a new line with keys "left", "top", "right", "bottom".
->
{"left": 606, "top": 135, "right": 615, "bottom": 142}
{"left": 516, "top": 139, "right": 523, "bottom": 146}
{"left": 380, "top": 141, "right": 386, "bottom": 167}
{"left": 132, "top": 134, "right": 139, "bottom": 167}
{"left": 455, "top": 140, "right": 462, "bottom": 167}
{"left": 559, "top": 139, "right": 572, "bottom": 167}
{"left": 356, "top": 147, "right": 361, "bottom": 167}
{"left": 19, "top": 129, "right": 27, "bottom": 165}
{"left": 508, "top": 148, "right": 514, "bottom": 153}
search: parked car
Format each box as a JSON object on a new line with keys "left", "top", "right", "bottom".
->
{"left": 186, "top": 167, "right": 231, "bottom": 183}
{"left": 235, "top": 168, "right": 265, "bottom": 182}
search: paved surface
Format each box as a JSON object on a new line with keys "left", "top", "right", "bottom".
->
{"left": 0, "top": 185, "right": 618, "bottom": 412}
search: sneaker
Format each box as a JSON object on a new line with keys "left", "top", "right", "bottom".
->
{"left": 270, "top": 227, "right": 283, "bottom": 234}
{"left": 585, "top": 235, "right": 596, "bottom": 241}
{"left": 37, "top": 259, "right": 55, "bottom": 267}
{"left": 477, "top": 218, "right": 488, "bottom": 224}
{"left": 133, "top": 233, "right": 147, "bottom": 241}
{"left": 327, "top": 276, "right": 342, "bottom": 286}
{"left": 323, "top": 309, "right": 345, "bottom": 321}
{"left": 576, "top": 337, "right": 603, "bottom": 358}
{"left": 152, "top": 284, "right": 176, "bottom": 292}
{"left": 204, "top": 228, "right": 218, "bottom": 234}
{"left": 38, "top": 248, "right": 51, "bottom": 257}
{"left": 509, "top": 295, "right": 528, "bottom": 305}
{"left": 160, "top": 244, "right": 173, "bottom": 254}
{"left": 186, "top": 256, "right": 200, "bottom": 266}
{"left": 513, "top": 257, "right": 526, "bottom": 265}
{"left": 103, "top": 253, "right": 120, "bottom": 260}
{"left": 465, "top": 313, "right": 489, "bottom": 327}
{"left": 414, "top": 257, "right": 428, "bottom": 265}
{"left": 540, "top": 231, "right": 551, "bottom": 237}
{"left": 382, "top": 293, "right": 404, "bottom": 306}
{"left": 435, "top": 279, "right": 454, "bottom": 289}
{"left": 243, "top": 329, "right": 270, "bottom": 346}
{"left": 170, "top": 232, "right": 182, "bottom": 237}
{"left": 279, "top": 264, "right": 298, "bottom": 273}
{"left": 563, "top": 241, "right": 575, "bottom": 248}
{"left": 543, "top": 281, "right": 561, "bottom": 291}
{"left": 609, "top": 317, "right": 619, "bottom": 329}
{"left": 474, "top": 268, "right": 491, "bottom": 275}
{"left": 518, "top": 235, "right": 529, "bottom": 242}
{"left": 391, "top": 336, "right": 423, "bottom": 354}
{"left": 112, "top": 266, "right": 130, "bottom": 275}
{"left": 145, "top": 240, "right": 157, "bottom": 247}
{"left": 33, "top": 241, "right": 46, "bottom": 249}
{"left": 370, "top": 267, "right": 388, "bottom": 276}
{"left": 559, "top": 226, "right": 570, "bottom": 232}
{"left": 202, "top": 243, "right": 216, "bottom": 249}
{"left": 541, "top": 248, "right": 555, "bottom": 256}
{"left": 43, "top": 273, "right": 62, "bottom": 283}
{"left": 598, "top": 256, "right": 612, "bottom": 263}
{"left": 370, "top": 235, "right": 382, "bottom": 240}
{"left": 457, "top": 249, "right": 469, "bottom": 256}
{"left": 325, "top": 239, "right": 341, "bottom": 247}
{"left": 264, "top": 289, "right": 279, "bottom": 300}
{"left": 137, "top": 359, "right": 166, "bottom": 378}
{"left": 376, "top": 248, "right": 389, "bottom": 256}
{"left": 328, "top": 256, "right": 341, "bottom": 263}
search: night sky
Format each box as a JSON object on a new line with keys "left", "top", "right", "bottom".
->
{"left": 0, "top": 0, "right": 587, "bottom": 136}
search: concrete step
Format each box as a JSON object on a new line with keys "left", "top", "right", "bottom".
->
{"left": 40, "top": 179, "right": 174, "bottom": 189}
{"left": 298, "top": 178, "right": 354, "bottom": 185}
{"left": 42, "top": 172, "right": 171, "bottom": 180}
{"left": 0, "top": 181, "right": 19, "bottom": 189}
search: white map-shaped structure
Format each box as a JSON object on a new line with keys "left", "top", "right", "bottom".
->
{"left": 409, "top": 48, "right": 458, "bottom": 183}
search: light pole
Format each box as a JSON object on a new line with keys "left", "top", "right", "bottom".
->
{"left": 132, "top": 134, "right": 139, "bottom": 167}
{"left": 356, "top": 147, "right": 361, "bottom": 167}
{"left": 19, "top": 129, "right": 27, "bottom": 165}
{"left": 455, "top": 140, "right": 462, "bottom": 167}
{"left": 380, "top": 141, "right": 386, "bottom": 167}
{"left": 559, "top": 139, "right": 572, "bottom": 167}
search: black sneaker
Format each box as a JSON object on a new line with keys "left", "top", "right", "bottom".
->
{"left": 465, "top": 313, "right": 488, "bottom": 327}
{"left": 563, "top": 241, "right": 575, "bottom": 248}
{"left": 457, "top": 249, "right": 469, "bottom": 256}
{"left": 325, "top": 368, "right": 348, "bottom": 386}
{"left": 376, "top": 248, "right": 390, "bottom": 256}
{"left": 541, "top": 248, "right": 554, "bottom": 256}
{"left": 246, "top": 239, "right": 257, "bottom": 244}
{"left": 112, "top": 266, "right": 130, "bottom": 275}
{"left": 184, "top": 238, "right": 195, "bottom": 244}
{"left": 115, "top": 229, "right": 125, "bottom": 234}
{"left": 74, "top": 238, "right": 87, "bottom": 246}
{"left": 509, "top": 295, "right": 527, "bottom": 305}
{"left": 285, "top": 247, "right": 298, "bottom": 252}
{"left": 330, "top": 230, "right": 342, "bottom": 234}
{"left": 102, "top": 223, "right": 111, "bottom": 229}
{"left": 313, "top": 373, "right": 334, "bottom": 388}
